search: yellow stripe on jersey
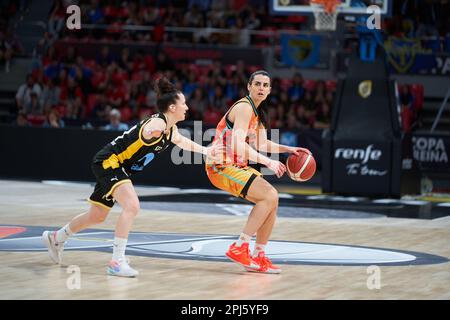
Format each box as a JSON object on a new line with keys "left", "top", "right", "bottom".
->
{"left": 102, "top": 120, "right": 165, "bottom": 170}
{"left": 102, "top": 139, "right": 143, "bottom": 169}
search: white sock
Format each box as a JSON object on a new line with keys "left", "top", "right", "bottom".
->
{"left": 55, "top": 223, "right": 73, "bottom": 243}
{"left": 112, "top": 237, "right": 128, "bottom": 261}
{"left": 236, "top": 233, "right": 251, "bottom": 247}
{"left": 253, "top": 243, "right": 266, "bottom": 257}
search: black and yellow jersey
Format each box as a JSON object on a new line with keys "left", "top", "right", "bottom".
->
{"left": 93, "top": 113, "right": 173, "bottom": 173}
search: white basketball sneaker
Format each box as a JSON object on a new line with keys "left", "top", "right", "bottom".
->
{"left": 107, "top": 258, "right": 139, "bottom": 278}
{"left": 42, "top": 230, "right": 65, "bottom": 264}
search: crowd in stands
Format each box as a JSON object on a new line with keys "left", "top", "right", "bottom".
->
{"left": 13, "top": 42, "right": 337, "bottom": 132}
{"left": 379, "top": 0, "right": 450, "bottom": 53}
{"left": 48, "top": 0, "right": 280, "bottom": 46}
{"left": 43, "top": 0, "right": 450, "bottom": 52}
{"left": 14, "top": 38, "right": 426, "bottom": 134}
{"left": 0, "top": 0, "right": 24, "bottom": 72}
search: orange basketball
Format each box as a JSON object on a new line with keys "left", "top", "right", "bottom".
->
{"left": 286, "top": 149, "right": 316, "bottom": 182}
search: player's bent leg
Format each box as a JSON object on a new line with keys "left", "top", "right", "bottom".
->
{"left": 70, "top": 203, "right": 111, "bottom": 233}
{"left": 243, "top": 180, "right": 281, "bottom": 274}
{"left": 242, "top": 177, "right": 279, "bottom": 237}
{"left": 107, "top": 182, "right": 140, "bottom": 277}
{"left": 42, "top": 203, "right": 111, "bottom": 265}
{"left": 112, "top": 182, "right": 140, "bottom": 239}
{"left": 225, "top": 177, "right": 278, "bottom": 270}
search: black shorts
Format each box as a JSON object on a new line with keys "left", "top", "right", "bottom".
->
{"left": 88, "top": 163, "right": 132, "bottom": 209}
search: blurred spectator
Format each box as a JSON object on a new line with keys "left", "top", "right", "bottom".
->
{"left": 301, "top": 90, "right": 316, "bottom": 120}
{"left": 288, "top": 73, "right": 305, "bottom": 102}
{"left": 399, "top": 85, "right": 415, "bottom": 133}
{"left": 232, "top": 60, "right": 250, "bottom": 84}
{"left": 127, "top": 83, "right": 145, "bottom": 118}
{"left": 96, "top": 46, "right": 114, "bottom": 68}
{"left": 15, "top": 111, "right": 30, "bottom": 127}
{"left": 314, "top": 102, "right": 331, "bottom": 129}
{"left": 16, "top": 74, "right": 42, "bottom": 112}
{"left": 275, "top": 103, "right": 286, "bottom": 127}
{"left": 48, "top": 0, "right": 66, "bottom": 38}
{"left": 60, "top": 77, "right": 83, "bottom": 116}
{"left": 415, "top": 0, "right": 439, "bottom": 38}
{"left": 40, "top": 78, "right": 61, "bottom": 113}
{"left": 117, "top": 47, "right": 132, "bottom": 73}
{"left": 0, "top": 30, "right": 19, "bottom": 73}
{"left": 183, "top": 4, "right": 204, "bottom": 27}
{"left": 286, "top": 108, "right": 300, "bottom": 131}
{"left": 233, "top": 16, "right": 251, "bottom": 47}
{"left": 183, "top": 72, "right": 198, "bottom": 100}
{"left": 33, "top": 32, "right": 55, "bottom": 70}
{"left": 155, "top": 52, "right": 175, "bottom": 73}
{"left": 314, "top": 80, "right": 327, "bottom": 105}
{"left": 105, "top": 82, "right": 124, "bottom": 109}
{"left": 43, "top": 109, "right": 65, "bottom": 128}
{"left": 104, "top": 108, "right": 129, "bottom": 131}
{"left": 70, "top": 58, "right": 93, "bottom": 94}
{"left": 296, "top": 105, "right": 313, "bottom": 129}
{"left": 91, "top": 95, "right": 111, "bottom": 122}
{"left": 188, "top": 0, "right": 211, "bottom": 12}
{"left": 203, "top": 105, "right": 222, "bottom": 126}
{"left": 188, "top": 87, "right": 208, "bottom": 120}
{"left": 24, "top": 91, "right": 43, "bottom": 115}
{"left": 209, "top": 85, "right": 228, "bottom": 114}
{"left": 61, "top": 46, "right": 78, "bottom": 68}
{"left": 225, "top": 74, "right": 243, "bottom": 101}
{"left": 145, "top": 81, "right": 157, "bottom": 109}
{"left": 65, "top": 96, "right": 84, "bottom": 119}
{"left": 268, "top": 77, "right": 282, "bottom": 104}
{"left": 86, "top": 0, "right": 104, "bottom": 24}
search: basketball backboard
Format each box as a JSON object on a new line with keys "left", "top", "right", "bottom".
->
{"left": 270, "top": 0, "right": 392, "bottom": 16}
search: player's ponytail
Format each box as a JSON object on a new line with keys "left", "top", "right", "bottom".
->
{"left": 248, "top": 70, "right": 271, "bottom": 128}
{"left": 155, "top": 77, "right": 181, "bottom": 112}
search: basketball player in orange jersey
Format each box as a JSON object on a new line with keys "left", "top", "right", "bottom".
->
{"left": 206, "top": 70, "right": 307, "bottom": 274}
{"left": 42, "top": 78, "right": 222, "bottom": 277}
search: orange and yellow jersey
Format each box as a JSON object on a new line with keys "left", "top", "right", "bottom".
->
{"left": 211, "top": 95, "right": 260, "bottom": 167}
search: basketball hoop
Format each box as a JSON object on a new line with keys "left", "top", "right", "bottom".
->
{"left": 310, "top": 0, "right": 341, "bottom": 31}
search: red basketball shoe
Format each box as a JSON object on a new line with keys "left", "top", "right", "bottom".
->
{"left": 226, "top": 242, "right": 260, "bottom": 270}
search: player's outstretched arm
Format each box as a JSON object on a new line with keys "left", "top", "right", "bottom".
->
{"left": 171, "top": 125, "right": 223, "bottom": 162}
{"left": 256, "top": 126, "right": 310, "bottom": 156}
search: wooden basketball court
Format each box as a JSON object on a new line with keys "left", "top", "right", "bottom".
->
{"left": 0, "top": 180, "right": 448, "bottom": 299}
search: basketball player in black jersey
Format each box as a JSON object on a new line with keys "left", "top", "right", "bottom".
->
{"left": 42, "top": 78, "right": 222, "bottom": 277}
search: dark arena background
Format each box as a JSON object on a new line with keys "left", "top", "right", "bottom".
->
{"left": 0, "top": 0, "right": 449, "bottom": 308}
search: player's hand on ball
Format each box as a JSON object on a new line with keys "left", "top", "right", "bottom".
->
{"left": 266, "top": 159, "right": 286, "bottom": 178}
{"left": 287, "top": 147, "right": 311, "bottom": 156}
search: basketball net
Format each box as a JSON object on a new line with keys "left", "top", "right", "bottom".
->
{"left": 310, "top": 0, "right": 341, "bottom": 31}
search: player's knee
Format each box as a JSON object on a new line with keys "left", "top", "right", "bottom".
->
{"left": 124, "top": 201, "right": 140, "bottom": 217}
{"left": 91, "top": 212, "right": 108, "bottom": 223}
{"left": 265, "top": 187, "right": 279, "bottom": 209}
{"left": 90, "top": 207, "right": 109, "bottom": 223}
